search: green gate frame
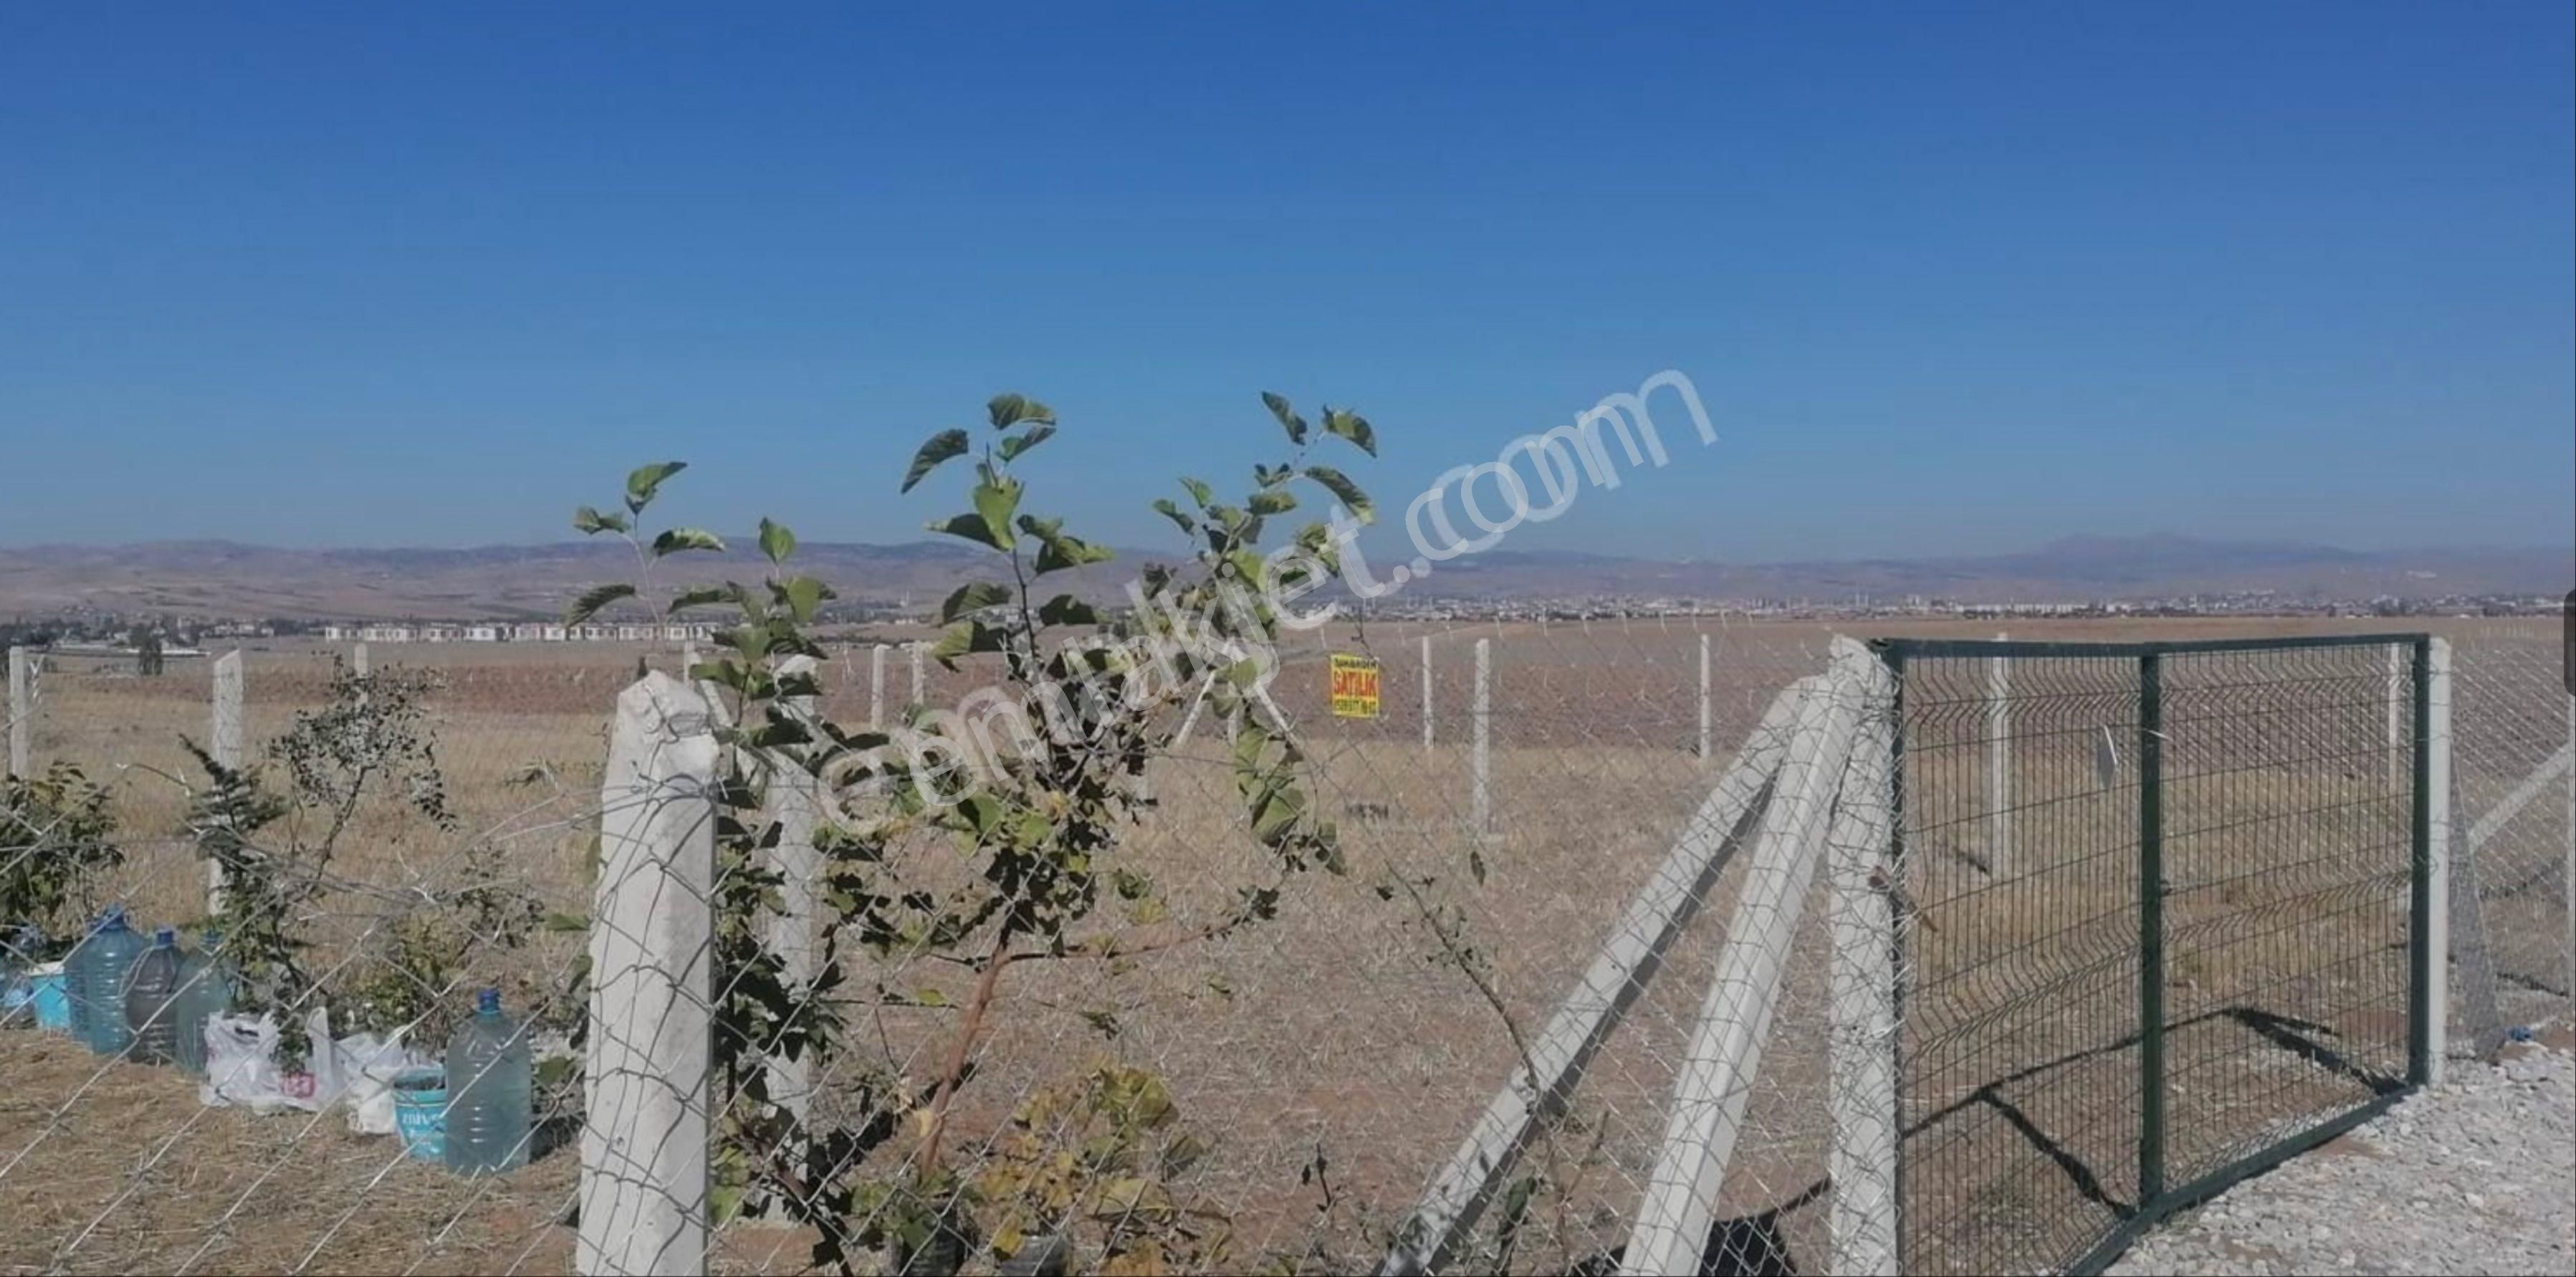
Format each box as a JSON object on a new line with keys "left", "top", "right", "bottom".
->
{"left": 1871, "top": 632, "right": 2441, "bottom": 1276}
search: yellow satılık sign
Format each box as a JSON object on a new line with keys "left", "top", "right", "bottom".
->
{"left": 1329, "top": 653, "right": 1382, "bottom": 718}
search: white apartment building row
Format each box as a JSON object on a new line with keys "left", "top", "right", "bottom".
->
{"left": 318, "top": 621, "right": 719, "bottom": 644}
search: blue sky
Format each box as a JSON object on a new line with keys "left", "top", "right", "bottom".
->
{"left": 3, "top": 2, "right": 2570, "bottom": 561}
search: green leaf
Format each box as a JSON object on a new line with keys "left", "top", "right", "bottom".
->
{"left": 566, "top": 583, "right": 636, "bottom": 625}
{"left": 776, "top": 575, "right": 833, "bottom": 623}
{"left": 940, "top": 582, "right": 1011, "bottom": 623}
{"left": 997, "top": 423, "right": 1055, "bottom": 461}
{"left": 925, "top": 512, "right": 1005, "bottom": 551}
{"left": 1248, "top": 490, "right": 1298, "bottom": 516}
{"left": 666, "top": 587, "right": 729, "bottom": 614}
{"left": 1261, "top": 391, "right": 1308, "bottom": 445}
{"left": 1036, "top": 594, "right": 1101, "bottom": 626}
{"left": 650, "top": 527, "right": 727, "bottom": 557}
{"left": 1321, "top": 407, "right": 1378, "bottom": 457}
{"left": 1179, "top": 476, "right": 1215, "bottom": 509}
{"left": 757, "top": 517, "right": 795, "bottom": 565}
{"left": 1024, "top": 520, "right": 1114, "bottom": 574}
{"left": 623, "top": 461, "right": 686, "bottom": 513}
{"left": 986, "top": 393, "right": 1055, "bottom": 431}
{"left": 913, "top": 987, "right": 952, "bottom": 1008}
{"left": 572, "top": 505, "right": 630, "bottom": 535}
{"left": 1303, "top": 466, "right": 1373, "bottom": 523}
{"left": 542, "top": 912, "right": 590, "bottom": 932}
{"left": 1151, "top": 498, "right": 1195, "bottom": 536}
{"left": 928, "top": 619, "right": 1007, "bottom": 666}
{"left": 901, "top": 429, "right": 971, "bottom": 493}
{"left": 972, "top": 479, "right": 1022, "bottom": 551}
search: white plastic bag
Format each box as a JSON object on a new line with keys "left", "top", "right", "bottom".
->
{"left": 199, "top": 1008, "right": 343, "bottom": 1114}
{"left": 334, "top": 1030, "right": 434, "bottom": 1135}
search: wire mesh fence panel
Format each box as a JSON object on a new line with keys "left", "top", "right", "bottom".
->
{"left": 1890, "top": 647, "right": 2150, "bottom": 1275}
{"left": 1, "top": 620, "right": 2532, "bottom": 1276}
{"left": 2150, "top": 644, "right": 2414, "bottom": 1222}
{"left": 3, "top": 641, "right": 616, "bottom": 1275}
{"left": 1884, "top": 636, "right": 2431, "bottom": 1277}
{"left": 2448, "top": 627, "right": 2574, "bottom": 1045}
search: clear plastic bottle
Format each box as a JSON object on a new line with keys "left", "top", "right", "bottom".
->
{"left": 123, "top": 927, "right": 188, "bottom": 1065}
{"left": 64, "top": 915, "right": 101, "bottom": 1043}
{"left": 442, "top": 988, "right": 532, "bottom": 1175}
{"left": 74, "top": 907, "right": 145, "bottom": 1056}
{"left": 173, "top": 930, "right": 234, "bottom": 1076}
{"left": 1, "top": 924, "right": 39, "bottom": 1027}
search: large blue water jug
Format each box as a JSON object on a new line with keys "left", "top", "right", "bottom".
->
{"left": 123, "top": 927, "right": 188, "bottom": 1065}
{"left": 443, "top": 988, "right": 532, "bottom": 1175}
{"left": 73, "top": 907, "right": 145, "bottom": 1056}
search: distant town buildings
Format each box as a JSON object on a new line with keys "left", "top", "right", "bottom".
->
{"left": 312, "top": 621, "right": 719, "bottom": 645}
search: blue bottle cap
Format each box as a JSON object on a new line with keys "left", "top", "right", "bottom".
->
{"left": 100, "top": 904, "right": 128, "bottom": 928}
{"left": 153, "top": 927, "right": 178, "bottom": 946}
{"left": 477, "top": 987, "right": 502, "bottom": 1014}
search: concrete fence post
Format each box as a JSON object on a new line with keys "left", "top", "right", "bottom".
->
{"left": 209, "top": 651, "right": 244, "bottom": 916}
{"left": 351, "top": 641, "right": 370, "bottom": 677}
{"left": 580, "top": 672, "right": 720, "bottom": 1277}
{"left": 2418, "top": 638, "right": 2454, "bottom": 1082}
{"left": 869, "top": 644, "right": 889, "bottom": 730}
{"left": 1988, "top": 631, "right": 2011, "bottom": 876}
{"left": 2386, "top": 644, "right": 2405, "bottom": 790}
{"left": 6, "top": 646, "right": 29, "bottom": 780}
{"left": 1698, "top": 632, "right": 1713, "bottom": 763}
{"left": 1421, "top": 634, "right": 1435, "bottom": 752}
{"left": 909, "top": 642, "right": 926, "bottom": 711}
{"left": 766, "top": 656, "right": 822, "bottom": 1122}
{"left": 1472, "top": 637, "right": 1491, "bottom": 837}
{"left": 1826, "top": 646, "right": 1900, "bottom": 1276}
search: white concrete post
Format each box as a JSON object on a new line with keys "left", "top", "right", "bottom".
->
{"left": 908, "top": 642, "right": 926, "bottom": 710}
{"left": 1623, "top": 647, "right": 1867, "bottom": 1277}
{"left": 5, "top": 646, "right": 29, "bottom": 780}
{"left": 1988, "top": 631, "right": 2011, "bottom": 876}
{"left": 1826, "top": 647, "right": 1900, "bottom": 1276}
{"left": 868, "top": 644, "right": 889, "bottom": 730}
{"left": 1471, "top": 638, "right": 1491, "bottom": 837}
{"left": 1420, "top": 634, "right": 1435, "bottom": 752}
{"left": 681, "top": 640, "right": 699, "bottom": 676}
{"left": 1698, "top": 632, "right": 1713, "bottom": 762}
{"left": 208, "top": 650, "right": 244, "bottom": 916}
{"left": 350, "top": 641, "right": 369, "bottom": 677}
{"left": 2386, "top": 644, "right": 2405, "bottom": 790}
{"left": 581, "top": 672, "right": 719, "bottom": 1277}
{"left": 2423, "top": 638, "right": 2452, "bottom": 1083}
{"left": 766, "top": 656, "right": 821, "bottom": 1122}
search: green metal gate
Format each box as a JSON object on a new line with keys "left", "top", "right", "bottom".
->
{"left": 1872, "top": 633, "right": 2441, "bottom": 1275}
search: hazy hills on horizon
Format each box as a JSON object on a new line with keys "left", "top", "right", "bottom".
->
{"left": 0, "top": 533, "right": 2565, "bottom": 621}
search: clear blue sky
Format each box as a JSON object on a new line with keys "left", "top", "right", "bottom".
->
{"left": 4, "top": 2, "right": 2570, "bottom": 561}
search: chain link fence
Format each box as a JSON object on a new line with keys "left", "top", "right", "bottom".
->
{"left": 4, "top": 619, "right": 2567, "bottom": 1275}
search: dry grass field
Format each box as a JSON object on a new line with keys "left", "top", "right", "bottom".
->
{"left": 4, "top": 616, "right": 2566, "bottom": 1273}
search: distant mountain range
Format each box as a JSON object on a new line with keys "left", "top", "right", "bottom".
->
{"left": 0, "top": 534, "right": 2565, "bottom": 621}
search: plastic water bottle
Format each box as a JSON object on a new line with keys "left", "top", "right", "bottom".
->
{"left": 123, "top": 927, "right": 188, "bottom": 1066}
{"left": 443, "top": 988, "right": 532, "bottom": 1175}
{"left": 64, "top": 916, "right": 100, "bottom": 1043}
{"left": 1, "top": 925, "right": 38, "bottom": 1027}
{"left": 173, "top": 931, "right": 234, "bottom": 1076}
{"left": 74, "top": 907, "right": 146, "bottom": 1056}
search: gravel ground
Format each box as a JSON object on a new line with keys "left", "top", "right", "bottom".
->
{"left": 2108, "top": 1039, "right": 2575, "bottom": 1277}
